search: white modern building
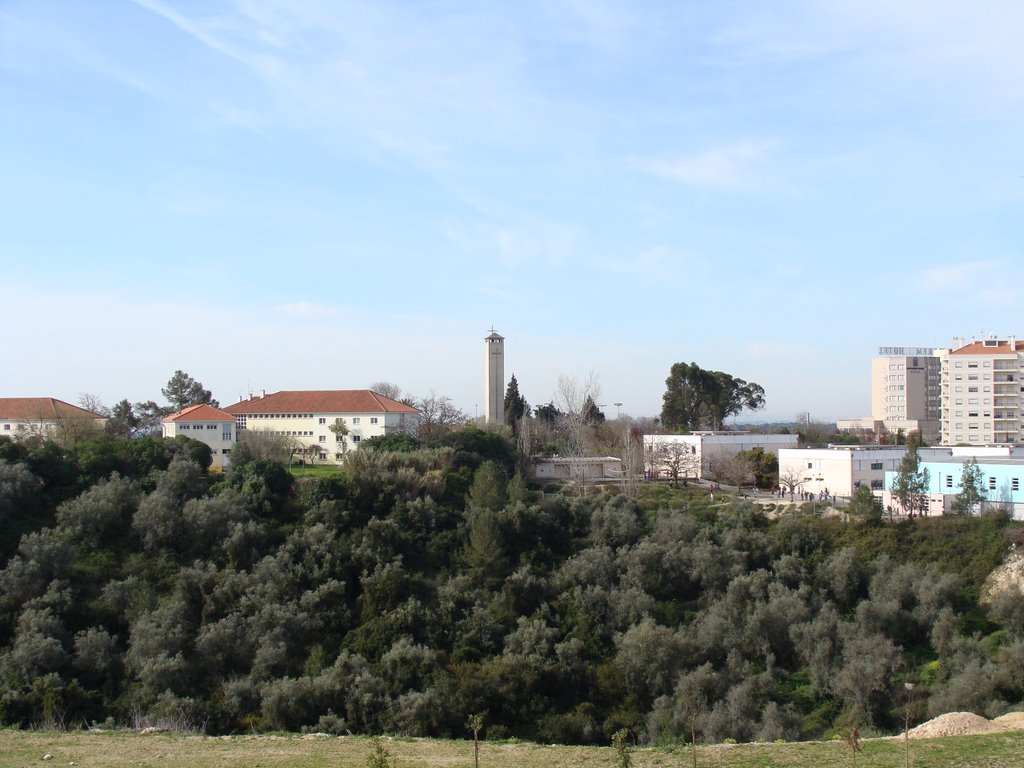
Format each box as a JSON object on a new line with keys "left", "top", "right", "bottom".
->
{"left": 484, "top": 329, "right": 505, "bottom": 424}
{"left": 778, "top": 444, "right": 1023, "bottom": 499}
{"left": 223, "top": 390, "right": 421, "bottom": 464}
{"left": 879, "top": 455, "right": 1024, "bottom": 520}
{"left": 779, "top": 446, "right": 911, "bottom": 497}
{"left": 645, "top": 432, "right": 798, "bottom": 480}
{"left": 938, "top": 336, "right": 1024, "bottom": 446}
{"left": 162, "top": 403, "right": 237, "bottom": 471}
{"left": 0, "top": 397, "right": 107, "bottom": 445}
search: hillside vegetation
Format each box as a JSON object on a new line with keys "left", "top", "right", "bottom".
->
{"left": 1, "top": 430, "right": 1022, "bottom": 745}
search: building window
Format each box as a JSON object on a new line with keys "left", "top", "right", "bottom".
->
{"left": 870, "top": 479, "right": 883, "bottom": 489}
{"left": 1012, "top": 478, "right": 1019, "bottom": 491}
{"left": 352, "top": 435, "right": 361, "bottom": 443}
{"left": 319, "top": 417, "right": 326, "bottom": 424}
{"left": 3, "top": 424, "right": 9, "bottom": 431}
{"left": 336, "top": 453, "right": 344, "bottom": 460}
{"left": 180, "top": 425, "right": 190, "bottom": 430}
{"left": 989, "top": 477, "right": 997, "bottom": 490}
{"left": 370, "top": 417, "right": 378, "bottom": 424}
{"left": 207, "top": 424, "right": 216, "bottom": 430}
{"left": 870, "top": 462, "right": 883, "bottom": 470}
{"left": 807, "top": 462, "right": 812, "bottom": 469}
{"left": 319, "top": 435, "right": 326, "bottom": 443}
{"left": 222, "top": 429, "right": 232, "bottom": 440}
{"left": 945, "top": 475, "right": 953, "bottom": 488}
{"left": 352, "top": 418, "right": 360, "bottom": 424}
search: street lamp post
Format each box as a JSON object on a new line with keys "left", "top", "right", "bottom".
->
{"left": 614, "top": 402, "right": 623, "bottom": 419}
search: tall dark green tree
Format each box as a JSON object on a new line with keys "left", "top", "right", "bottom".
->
{"left": 890, "top": 436, "right": 930, "bottom": 515}
{"left": 951, "top": 458, "right": 986, "bottom": 516}
{"left": 660, "top": 362, "right": 765, "bottom": 431}
{"left": 503, "top": 374, "right": 530, "bottom": 430}
{"left": 162, "top": 370, "right": 219, "bottom": 412}
{"left": 582, "top": 395, "right": 605, "bottom": 424}
{"left": 106, "top": 399, "right": 141, "bottom": 440}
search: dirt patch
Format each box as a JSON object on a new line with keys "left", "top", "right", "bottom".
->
{"left": 909, "top": 712, "right": 999, "bottom": 738}
{"left": 992, "top": 711, "right": 1024, "bottom": 730}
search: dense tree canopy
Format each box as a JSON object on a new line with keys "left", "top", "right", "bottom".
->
{"left": 0, "top": 430, "right": 1020, "bottom": 745}
{"left": 660, "top": 362, "right": 765, "bottom": 431}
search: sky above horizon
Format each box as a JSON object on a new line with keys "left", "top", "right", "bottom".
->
{"left": 3, "top": 1, "right": 1023, "bottom": 422}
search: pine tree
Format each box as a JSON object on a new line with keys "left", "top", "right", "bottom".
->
{"left": 503, "top": 374, "right": 530, "bottom": 430}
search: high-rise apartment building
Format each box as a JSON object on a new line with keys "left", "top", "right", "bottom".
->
{"left": 871, "top": 346, "right": 941, "bottom": 425}
{"left": 839, "top": 346, "right": 940, "bottom": 442}
{"left": 938, "top": 336, "right": 1024, "bottom": 445}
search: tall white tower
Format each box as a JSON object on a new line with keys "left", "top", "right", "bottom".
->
{"left": 484, "top": 329, "right": 505, "bottom": 424}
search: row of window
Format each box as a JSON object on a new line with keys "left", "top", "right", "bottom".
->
{"left": 944, "top": 475, "right": 1020, "bottom": 491}
{"left": 177, "top": 424, "right": 227, "bottom": 431}
{"left": 247, "top": 413, "right": 315, "bottom": 419}
{"left": 242, "top": 413, "right": 382, "bottom": 424}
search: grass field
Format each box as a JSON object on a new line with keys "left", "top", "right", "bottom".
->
{"left": 3, "top": 730, "right": 1024, "bottom": 768}
{"left": 287, "top": 464, "right": 343, "bottom": 478}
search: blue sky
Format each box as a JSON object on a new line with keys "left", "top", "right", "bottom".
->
{"left": 2, "top": 1, "right": 1022, "bottom": 422}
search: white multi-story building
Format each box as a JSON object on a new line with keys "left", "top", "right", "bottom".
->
{"left": 938, "top": 336, "right": 1024, "bottom": 446}
{"left": 837, "top": 346, "right": 940, "bottom": 443}
{"left": 0, "top": 397, "right": 107, "bottom": 445}
{"left": 162, "top": 403, "right": 238, "bottom": 471}
{"left": 224, "top": 390, "right": 421, "bottom": 464}
{"left": 645, "top": 432, "right": 798, "bottom": 480}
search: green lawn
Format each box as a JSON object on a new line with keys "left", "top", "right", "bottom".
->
{"left": 287, "top": 464, "right": 344, "bottom": 478}
{"left": 3, "top": 730, "right": 1023, "bottom": 768}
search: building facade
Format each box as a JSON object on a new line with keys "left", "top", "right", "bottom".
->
{"left": 779, "top": 444, "right": 1022, "bottom": 499}
{"left": 162, "top": 403, "right": 237, "bottom": 471}
{"left": 530, "top": 455, "right": 623, "bottom": 482}
{"left": 938, "top": 337, "right": 1024, "bottom": 446}
{"left": 645, "top": 432, "right": 798, "bottom": 481}
{"left": 838, "top": 346, "right": 940, "bottom": 443}
{"left": 484, "top": 329, "right": 505, "bottom": 424}
{"left": 880, "top": 455, "right": 1024, "bottom": 520}
{"left": 0, "top": 397, "right": 107, "bottom": 445}
{"left": 224, "top": 390, "right": 420, "bottom": 464}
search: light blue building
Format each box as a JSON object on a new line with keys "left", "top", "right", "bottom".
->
{"left": 883, "top": 458, "right": 1024, "bottom": 520}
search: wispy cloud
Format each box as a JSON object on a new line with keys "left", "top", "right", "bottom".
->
{"left": 918, "top": 261, "right": 997, "bottom": 291}
{"left": 631, "top": 142, "right": 774, "bottom": 189}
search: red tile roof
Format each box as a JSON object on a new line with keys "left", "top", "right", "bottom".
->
{"left": 0, "top": 397, "right": 106, "bottom": 421}
{"left": 950, "top": 340, "right": 1024, "bottom": 355}
{"left": 163, "top": 404, "right": 238, "bottom": 422}
{"left": 223, "top": 390, "right": 421, "bottom": 415}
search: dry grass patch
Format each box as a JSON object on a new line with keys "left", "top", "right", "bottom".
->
{"left": 3, "top": 730, "right": 1024, "bottom": 768}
